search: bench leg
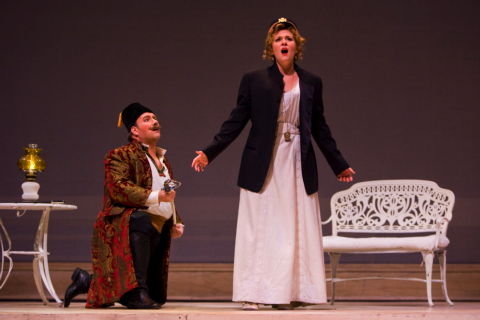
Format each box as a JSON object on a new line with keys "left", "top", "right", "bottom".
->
{"left": 422, "top": 251, "right": 434, "bottom": 306}
{"left": 328, "top": 253, "right": 341, "bottom": 305}
{"left": 436, "top": 250, "right": 454, "bottom": 305}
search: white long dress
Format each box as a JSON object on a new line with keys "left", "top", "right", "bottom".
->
{"left": 232, "top": 82, "right": 328, "bottom": 304}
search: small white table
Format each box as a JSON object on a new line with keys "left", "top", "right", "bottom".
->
{"left": 0, "top": 202, "right": 77, "bottom": 304}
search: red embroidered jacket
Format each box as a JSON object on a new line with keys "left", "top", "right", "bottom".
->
{"left": 86, "top": 141, "right": 178, "bottom": 308}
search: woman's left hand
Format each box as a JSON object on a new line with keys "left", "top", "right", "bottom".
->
{"left": 337, "top": 167, "right": 356, "bottom": 182}
{"left": 171, "top": 223, "right": 185, "bottom": 239}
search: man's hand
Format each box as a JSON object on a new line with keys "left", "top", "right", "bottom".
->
{"left": 171, "top": 223, "right": 184, "bottom": 239}
{"left": 158, "top": 190, "right": 176, "bottom": 202}
{"left": 337, "top": 167, "right": 356, "bottom": 182}
{"left": 191, "top": 151, "right": 209, "bottom": 172}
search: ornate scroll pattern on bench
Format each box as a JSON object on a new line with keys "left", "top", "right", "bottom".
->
{"left": 331, "top": 183, "right": 454, "bottom": 234}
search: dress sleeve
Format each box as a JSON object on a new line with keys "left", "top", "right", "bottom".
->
{"left": 145, "top": 190, "right": 160, "bottom": 206}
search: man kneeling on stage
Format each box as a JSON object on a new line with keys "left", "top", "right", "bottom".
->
{"left": 63, "top": 103, "right": 184, "bottom": 309}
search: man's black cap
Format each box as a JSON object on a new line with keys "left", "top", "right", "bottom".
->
{"left": 118, "top": 102, "right": 153, "bottom": 132}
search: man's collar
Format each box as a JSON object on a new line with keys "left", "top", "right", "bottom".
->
{"left": 140, "top": 142, "right": 167, "bottom": 157}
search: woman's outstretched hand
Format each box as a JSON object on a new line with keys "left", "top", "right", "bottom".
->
{"left": 337, "top": 167, "right": 356, "bottom": 182}
{"left": 192, "top": 151, "right": 209, "bottom": 172}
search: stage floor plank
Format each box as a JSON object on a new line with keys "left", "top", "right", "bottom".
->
{"left": 0, "top": 301, "right": 479, "bottom": 320}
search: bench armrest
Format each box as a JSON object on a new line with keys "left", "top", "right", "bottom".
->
{"left": 434, "top": 217, "right": 450, "bottom": 249}
{"left": 322, "top": 215, "right": 333, "bottom": 225}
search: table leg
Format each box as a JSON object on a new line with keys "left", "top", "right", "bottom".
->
{"left": 0, "top": 218, "right": 14, "bottom": 290}
{"left": 33, "top": 208, "right": 62, "bottom": 304}
{"left": 32, "top": 257, "right": 49, "bottom": 304}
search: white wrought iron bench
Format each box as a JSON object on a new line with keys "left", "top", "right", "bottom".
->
{"left": 322, "top": 180, "right": 454, "bottom": 306}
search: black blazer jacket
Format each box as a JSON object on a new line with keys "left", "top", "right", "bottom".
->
{"left": 203, "top": 63, "right": 349, "bottom": 195}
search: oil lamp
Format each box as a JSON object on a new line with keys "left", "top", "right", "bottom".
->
{"left": 17, "top": 144, "right": 46, "bottom": 201}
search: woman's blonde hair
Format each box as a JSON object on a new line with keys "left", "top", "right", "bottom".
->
{"left": 262, "top": 19, "right": 306, "bottom": 61}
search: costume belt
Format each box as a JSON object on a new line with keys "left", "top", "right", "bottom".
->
{"left": 277, "top": 122, "right": 300, "bottom": 142}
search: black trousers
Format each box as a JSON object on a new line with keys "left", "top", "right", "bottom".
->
{"left": 129, "top": 211, "right": 171, "bottom": 303}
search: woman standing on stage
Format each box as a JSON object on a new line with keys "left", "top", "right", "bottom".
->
{"left": 192, "top": 17, "right": 355, "bottom": 310}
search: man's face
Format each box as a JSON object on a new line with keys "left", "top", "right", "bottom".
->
{"left": 130, "top": 112, "right": 161, "bottom": 144}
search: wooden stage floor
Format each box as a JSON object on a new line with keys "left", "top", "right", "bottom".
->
{"left": 0, "top": 301, "right": 479, "bottom": 320}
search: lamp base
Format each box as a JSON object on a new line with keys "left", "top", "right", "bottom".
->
{"left": 21, "top": 181, "right": 40, "bottom": 201}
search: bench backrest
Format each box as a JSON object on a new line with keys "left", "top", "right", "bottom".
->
{"left": 329, "top": 180, "right": 454, "bottom": 235}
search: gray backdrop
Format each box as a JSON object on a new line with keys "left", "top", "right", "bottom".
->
{"left": 0, "top": 0, "right": 478, "bottom": 264}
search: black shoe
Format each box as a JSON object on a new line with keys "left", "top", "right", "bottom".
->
{"left": 290, "top": 301, "right": 312, "bottom": 308}
{"left": 62, "top": 268, "right": 91, "bottom": 308}
{"left": 119, "top": 287, "right": 160, "bottom": 309}
{"left": 272, "top": 304, "right": 294, "bottom": 310}
{"left": 119, "top": 288, "right": 160, "bottom": 309}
